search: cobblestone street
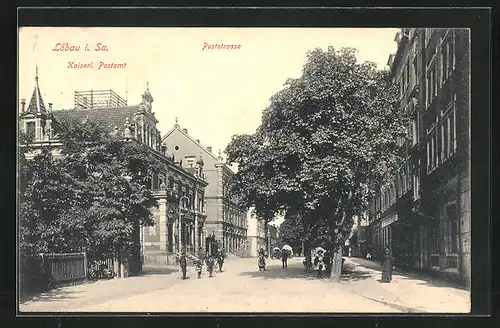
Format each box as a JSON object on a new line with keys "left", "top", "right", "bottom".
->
{"left": 19, "top": 255, "right": 470, "bottom": 313}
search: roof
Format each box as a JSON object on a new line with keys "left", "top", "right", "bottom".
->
{"left": 52, "top": 105, "right": 140, "bottom": 133}
{"left": 26, "top": 70, "right": 47, "bottom": 114}
{"left": 162, "top": 124, "right": 235, "bottom": 174}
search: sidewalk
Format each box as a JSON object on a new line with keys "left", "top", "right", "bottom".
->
{"left": 342, "top": 257, "right": 470, "bottom": 313}
{"left": 19, "top": 265, "right": 183, "bottom": 312}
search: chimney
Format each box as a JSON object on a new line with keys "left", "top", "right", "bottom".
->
{"left": 48, "top": 103, "right": 53, "bottom": 112}
{"left": 207, "top": 146, "right": 212, "bottom": 153}
{"left": 196, "top": 139, "right": 200, "bottom": 143}
{"left": 182, "top": 128, "right": 188, "bottom": 134}
{"left": 21, "top": 99, "right": 26, "bottom": 112}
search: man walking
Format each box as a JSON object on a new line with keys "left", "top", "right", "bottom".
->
{"left": 179, "top": 251, "right": 188, "bottom": 280}
{"left": 282, "top": 249, "right": 289, "bottom": 269}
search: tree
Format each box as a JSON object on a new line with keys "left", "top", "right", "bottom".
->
{"left": 226, "top": 47, "right": 407, "bottom": 280}
{"left": 19, "top": 118, "right": 164, "bottom": 276}
{"left": 278, "top": 211, "right": 305, "bottom": 253}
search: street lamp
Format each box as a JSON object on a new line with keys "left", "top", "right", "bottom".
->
{"left": 178, "top": 195, "right": 190, "bottom": 253}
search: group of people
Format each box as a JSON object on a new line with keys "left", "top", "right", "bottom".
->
{"left": 257, "top": 247, "right": 291, "bottom": 271}
{"left": 178, "top": 248, "right": 225, "bottom": 280}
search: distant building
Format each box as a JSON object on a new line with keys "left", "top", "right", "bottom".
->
{"left": 246, "top": 210, "right": 279, "bottom": 257}
{"left": 246, "top": 211, "right": 267, "bottom": 257}
{"left": 162, "top": 122, "right": 248, "bottom": 255}
{"left": 368, "top": 28, "right": 470, "bottom": 288}
{"left": 268, "top": 224, "right": 279, "bottom": 249}
{"left": 19, "top": 72, "right": 208, "bottom": 274}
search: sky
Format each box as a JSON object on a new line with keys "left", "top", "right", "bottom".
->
{"left": 19, "top": 27, "right": 400, "bottom": 227}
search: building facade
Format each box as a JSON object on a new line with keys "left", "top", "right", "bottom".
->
{"left": 368, "top": 28, "right": 470, "bottom": 288}
{"left": 246, "top": 212, "right": 266, "bottom": 257}
{"left": 268, "top": 224, "right": 279, "bottom": 250}
{"left": 19, "top": 74, "right": 208, "bottom": 271}
{"left": 246, "top": 211, "right": 279, "bottom": 257}
{"left": 162, "top": 122, "right": 248, "bottom": 255}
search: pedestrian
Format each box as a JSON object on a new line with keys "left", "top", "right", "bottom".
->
{"left": 314, "top": 250, "right": 325, "bottom": 278}
{"left": 303, "top": 252, "right": 312, "bottom": 273}
{"left": 258, "top": 248, "right": 266, "bottom": 271}
{"left": 380, "top": 247, "right": 395, "bottom": 283}
{"left": 206, "top": 255, "right": 215, "bottom": 277}
{"left": 323, "top": 250, "right": 332, "bottom": 276}
{"left": 281, "top": 249, "right": 289, "bottom": 269}
{"left": 217, "top": 250, "right": 224, "bottom": 272}
{"left": 179, "top": 251, "right": 188, "bottom": 280}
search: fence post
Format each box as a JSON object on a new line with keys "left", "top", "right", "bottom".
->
{"left": 83, "top": 252, "right": 88, "bottom": 279}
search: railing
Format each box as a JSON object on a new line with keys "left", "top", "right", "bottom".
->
{"left": 40, "top": 252, "right": 87, "bottom": 285}
{"left": 88, "top": 258, "right": 115, "bottom": 279}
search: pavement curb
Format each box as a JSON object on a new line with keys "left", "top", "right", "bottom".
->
{"left": 350, "top": 289, "right": 421, "bottom": 313}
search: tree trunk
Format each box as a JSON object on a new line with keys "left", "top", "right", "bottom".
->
{"left": 328, "top": 190, "right": 353, "bottom": 281}
{"left": 329, "top": 246, "right": 343, "bottom": 281}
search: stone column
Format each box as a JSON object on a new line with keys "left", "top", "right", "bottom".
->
{"left": 158, "top": 197, "right": 168, "bottom": 251}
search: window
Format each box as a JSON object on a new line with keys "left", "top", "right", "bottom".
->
{"left": 152, "top": 174, "right": 159, "bottom": 190}
{"left": 430, "top": 222, "right": 439, "bottom": 254}
{"left": 412, "top": 114, "right": 419, "bottom": 146}
{"left": 169, "top": 177, "right": 174, "bottom": 189}
{"left": 411, "top": 56, "right": 418, "bottom": 89}
{"left": 441, "top": 99, "right": 457, "bottom": 160}
{"left": 426, "top": 69, "right": 432, "bottom": 107}
{"left": 401, "top": 165, "right": 407, "bottom": 193}
{"left": 427, "top": 125, "right": 438, "bottom": 172}
{"left": 406, "top": 159, "right": 412, "bottom": 192}
{"left": 426, "top": 57, "right": 439, "bottom": 108}
{"left": 407, "top": 120, "right": 413, "bottom": 144}
{"left": 441, "top": 41, "right": 448, "bottom": 84}
{"left": 391, "top": 183, "right": 396, "bottom": 204}
{"left": 26, "top": 122, "right": 35, "bottom": 137}
{"left": 413, "top": 163, "right": 420, "bottom": 200}
{"left": 396, "top": 174, "right": 401, "bottom": 198}
{"left": 432, "top": 66, "right": 438, "bottom": 97}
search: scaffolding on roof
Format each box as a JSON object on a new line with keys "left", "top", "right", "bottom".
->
{"left": 74, "top": 90, "right": 127, "bottom": 109}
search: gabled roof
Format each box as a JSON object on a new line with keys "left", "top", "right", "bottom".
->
{"left": 52, "top": 105, "right": 140, "bottom": 133}
{"left": 161, "top": 123, "right": 235, "bottom": 173}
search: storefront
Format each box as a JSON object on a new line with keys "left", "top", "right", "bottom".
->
{"left": 380, "top": 213, "right": 398, "bottom": 255}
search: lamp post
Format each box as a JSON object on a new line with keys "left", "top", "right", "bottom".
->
{"left": 178, "top": 195, "right": 190, "bottom": 253}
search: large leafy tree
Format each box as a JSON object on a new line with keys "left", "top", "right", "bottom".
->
{"left": 226, "top": 47, "right": 407, "bottom": 279}
{"left": 19, "top": 118, "right": 165, "bottom": 274}
{"left": 278, "top": 211, "right": 305, "bottom": 253}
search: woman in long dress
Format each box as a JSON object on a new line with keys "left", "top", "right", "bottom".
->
{"left": 380, "top": 247, "right": 395, "bottom": 283}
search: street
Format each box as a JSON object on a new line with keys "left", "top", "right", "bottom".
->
{"left": 19, "top": 255, "right": 470, "bottom": 313}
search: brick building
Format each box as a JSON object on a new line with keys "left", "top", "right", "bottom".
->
{"left": 368, "top": 28, "right": 471, "bottom": 288}
{"left": 161, "top": 122, "right": 248, "bottom": 255}
{"left": 19, "top": 73, "right": 208, "bottom": 272}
